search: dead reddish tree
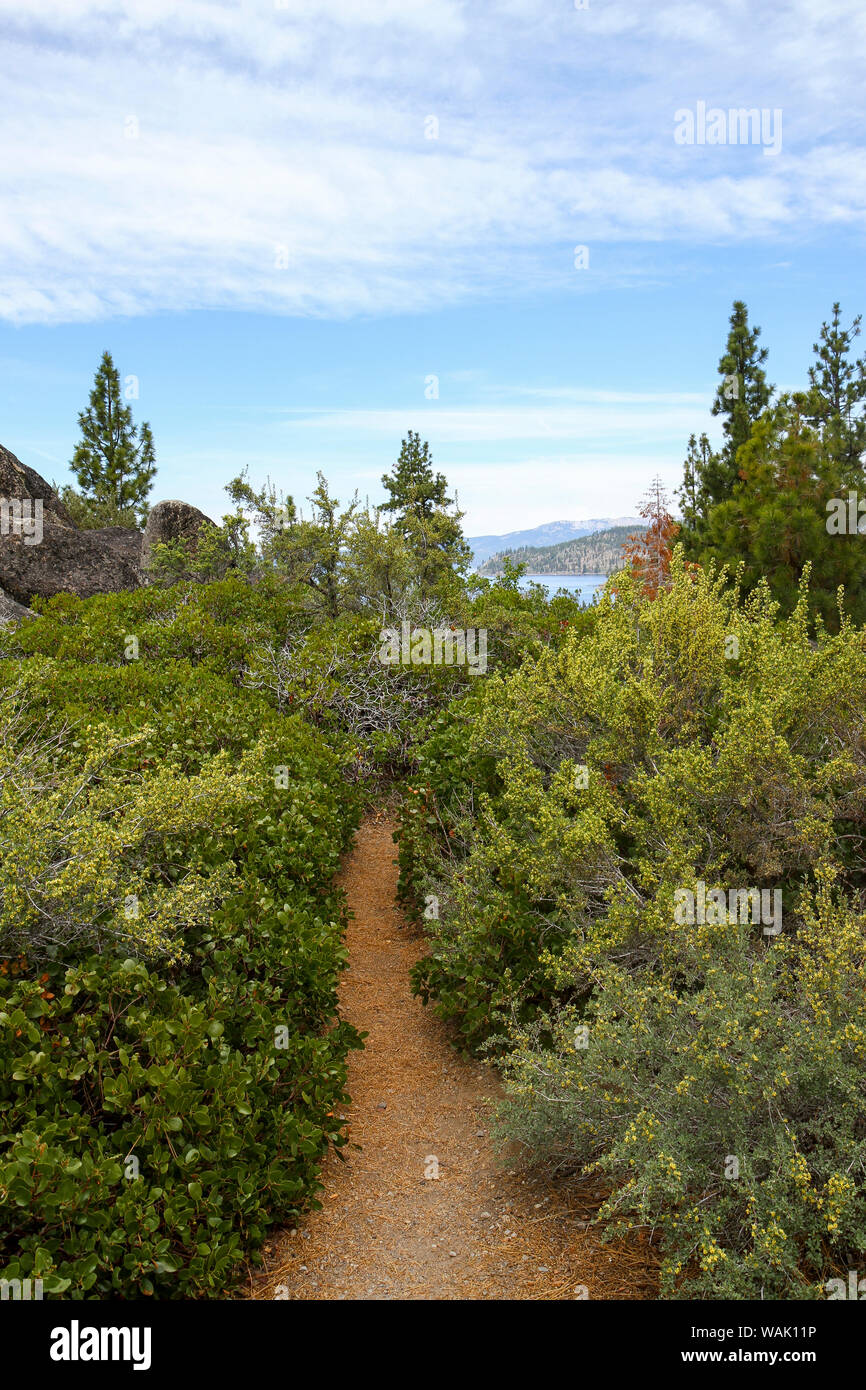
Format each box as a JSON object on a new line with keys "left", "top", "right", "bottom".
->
{"left": 621, "top": 476, "right": 680, "bottom": 598}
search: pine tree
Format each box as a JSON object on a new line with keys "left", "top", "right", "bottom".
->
{"left": 805, "top": 303, "right": 866, "bottom": 474}
{"left": 70, "top": 351, "right": 156, "bottom": 527}
{"left": 380, "top": 431, "right": 470, "bottom": 591}
{"left": 700, "top": 397, "right": 866, "bottom": 628}
{"left": 708, "top": 300, "right": 774, "bottom": 500}
{"left": 677, "top": 431, "right": 715, "bottom": 545}
{"left": 381, "top": 431, "right": 452, "bottom": 521}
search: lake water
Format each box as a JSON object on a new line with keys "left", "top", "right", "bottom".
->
{"left": 518, "top": 573, "right": 607, "bottom": 603}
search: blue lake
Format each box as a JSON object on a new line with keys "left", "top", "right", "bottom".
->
{"left": 517, "top": 573, "right": 607, "bottom": 603}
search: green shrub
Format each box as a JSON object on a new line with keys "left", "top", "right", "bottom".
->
{"left": 0, "top": 584, "right": 362, "bottom": 1298}
{"left": 0, "top": 945, "right": 360, "bottom": 1297}
{"left": 408, "top": 558, "right": 866, "bottom": 1296}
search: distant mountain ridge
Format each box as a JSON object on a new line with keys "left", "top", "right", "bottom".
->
{"left": 468, "top": 517, "right": 640, "bottom": 568}
{"left": 477, "top": 524, "right": 636, "bottom": 577}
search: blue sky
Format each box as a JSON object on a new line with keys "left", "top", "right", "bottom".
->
{"left": 0, "top": 0, "right": 863, "bottom": 534}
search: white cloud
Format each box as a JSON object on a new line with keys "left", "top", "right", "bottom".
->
{"left": 0, "top": 0, "right": 863, "bottom": 323}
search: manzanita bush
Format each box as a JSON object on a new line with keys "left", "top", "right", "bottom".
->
{"left": 0, "top": 589, "right": 363, "bottom": 1298}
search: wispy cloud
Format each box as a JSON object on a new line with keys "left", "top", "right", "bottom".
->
{"left": 279, "top": 399, "right": 707, "bottom": 443}
{"left": 0, "top": 0, "right": 863, "bottom": 324}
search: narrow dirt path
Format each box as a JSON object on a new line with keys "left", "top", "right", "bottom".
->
{"left": 251, "top": 811, "right": 656, "bottom": 1301}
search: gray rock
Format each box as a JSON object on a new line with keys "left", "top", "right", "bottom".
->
{"left": 96, "top": 526, "right": 144, "bottom": 568}
{"left": 0, "top": 582, "right": 33, "bottom": 625}
{"left": 1, "top": 443, "right": 146, "bottom": 604}
{"left": 0, "top": 443, "right": 219, "bottom": 605}
{"left": 0, "top": 442, "right": 75, "bottom": 528}
{"left": 140, "top": 499, "right": 213, "bottom": 571}
{"left": 0, "top": 522, "right": 144, "bottom": 606}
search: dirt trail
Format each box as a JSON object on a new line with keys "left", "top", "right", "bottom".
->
{"left": 251, "top": 811, "right": 656, "bottom": 1301}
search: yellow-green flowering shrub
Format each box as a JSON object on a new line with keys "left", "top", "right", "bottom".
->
{"left": 499, "top": 868, "right": 866, "bottom": 1298}
{"left": 409, "top": 555, "right": 866, "bottom": 1297}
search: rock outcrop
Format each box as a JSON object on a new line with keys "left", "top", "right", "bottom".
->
{"left": 0, "top": 443, "right": 143, "bottom": 607}
{"left": 140, "top": 499, "right": 212, "bottom": 572}
{"left": 1, "top": 443, "right": 216, "bottom": 609}
{"left": 0, "top": 523, "right": 144, "bottom": 607}
{"left": 0, "top": 582, "right": 33, "bottom": 625}
{"left": 0, "top": 442, "right": 76, "bottom": 528}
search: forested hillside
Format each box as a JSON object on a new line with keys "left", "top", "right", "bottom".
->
{"left": 478, "top": 524, "right": 635, "bottom": 576}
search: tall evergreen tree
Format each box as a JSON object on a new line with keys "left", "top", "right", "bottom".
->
{"left": 677, "top": 431, "right": 714, "bottom": 547}
{"left": 677, "top": 302, "right": 773, "bottom": 550}
{"left": 708, "top": 300, "right": 774, "bottom": 500}
{"left": 380, "top": 431, "right": 470, "bottom": 590}
{"left": 805, "top": 302, "right": 866, "bottom": 474}
{"left": 699, "top": 396, "right": 866, "bottom": 629}
{"left": 381, "top": 431, "right": 451, "bottom": 521}
{"left": 676, "top": 301, "right": 866, "bottom": 627}
{"left": 70, "top": 351, "right": 156, "bottom": 527}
